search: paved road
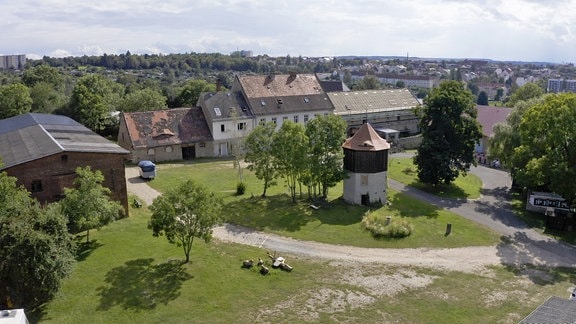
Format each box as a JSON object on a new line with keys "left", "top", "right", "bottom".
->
{"left": 126, "top": 160, "right": 576, "bottom": 269}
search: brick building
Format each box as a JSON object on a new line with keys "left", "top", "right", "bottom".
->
{"left": 0, "top": 113, "right": 130, "bottom": 214}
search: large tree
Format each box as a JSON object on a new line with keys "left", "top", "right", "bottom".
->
{"left": 304, "top": 114, "right": 347, "bottom": 197}
{"left": 0, "top": 170, "right": 75, "bottom": 309}
{"left": 512, "top": 93, "right": 576, "bottom": 204}
{"left": 59, "top": 166, "right": 123, "bottom": 242}
{"left": 272, "top": 121, "right": 308, "bottom": 202}
{"left": 413, "top": 80, "right": 482, "bottom": 185}
{"left": 149, "top": 180, "right": 223, "bottom": 263}
{"left": 489, "top": 96, "right": 547, "bottom": 169}
{"left": 507, "top": 82, "right": 544, "bottom": 107}
{"left": 120, "top": 88, "right": 167, "bottom": 112}
{"left": 243, "top": 122, "right": 278, "bottom": 197}
{"left": 177, "top": 79, "right": 217, "bottom": 107}
{"left": 0, "top": 83, "right": 33, "bottom": 119}
{"left": 68, "top": 74, "right": 124, "bottom": 132}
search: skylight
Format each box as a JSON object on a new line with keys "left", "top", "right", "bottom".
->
{"left": 214, "top": 107, "right": 222, "bottom": 116}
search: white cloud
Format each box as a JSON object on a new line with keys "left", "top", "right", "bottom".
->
{"left": 0, "top": 0, "right": 575, "bottom": 62}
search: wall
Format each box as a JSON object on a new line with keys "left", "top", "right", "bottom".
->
{"left": 4, "top": 151, "right": 129, "bottom": 216}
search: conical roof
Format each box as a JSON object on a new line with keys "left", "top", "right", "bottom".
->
{"left": 342, "top": 123, "right": 390, "bottom": 151}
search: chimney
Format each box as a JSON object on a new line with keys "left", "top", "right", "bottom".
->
{"left": 216, "top": 78, "right": 222, "bottom": 92}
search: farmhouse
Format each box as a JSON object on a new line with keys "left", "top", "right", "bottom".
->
{"left": 231, "top": 72, "right": 335, "bottom": 129}
{"left": 120, "top": 73, "right": 335, "bottom": 160}
{"left": 0, "top": 113, "right": 130, "bottom": 213}
{"left": 118, "top": 107, "right": 212, "bottom": 162}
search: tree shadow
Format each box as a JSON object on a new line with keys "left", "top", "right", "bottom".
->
{"left": 222, "top": 194, "right": 315, "bottom": 232}
{"left": 75, "top": 237, "right": 104, "bottom": 261}
{"left": 496, "top": 232, "right": 576, "bottom": 285}
{"left": 387, "top": 190, "right": 441, "bottom": 219}
{"left": 96, "top": 258, "right": 192, "bottom": 311}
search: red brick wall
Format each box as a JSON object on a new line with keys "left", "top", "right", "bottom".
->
{"left": 4, "top": 152, "right": 129, "bottom": 217}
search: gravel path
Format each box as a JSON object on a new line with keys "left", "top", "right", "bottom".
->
{"left": 125, "top": 162, "right": 576, "bottom": 272}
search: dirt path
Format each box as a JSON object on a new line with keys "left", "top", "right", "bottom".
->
{"left": 125, "top": 166, "right": 518, "bottom": 273}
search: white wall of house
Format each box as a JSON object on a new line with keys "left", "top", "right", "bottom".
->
{"left": 252, "top": 109, "right": 331, "bottom": 130}
{"left": 343, "top": 171, "right": 388, "bottom": 205}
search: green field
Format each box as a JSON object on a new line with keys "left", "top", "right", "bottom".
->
{"left": 33, "top": 158, "right": 576, "bottom": 323}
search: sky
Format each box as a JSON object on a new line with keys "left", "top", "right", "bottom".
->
{"left": 1, "top": 0, "right": 575, "bottom": 63}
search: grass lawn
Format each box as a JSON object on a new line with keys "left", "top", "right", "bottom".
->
{"left": 388, "top": 157, "right": 482, "bottom": 199}
{"left": 147, "top": 158, "right": 498, "bottom": 248}
{"left": 35, "top": 200, "right": 576, "bottom": 323}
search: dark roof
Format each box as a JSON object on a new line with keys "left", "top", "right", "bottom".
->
{"left": 519, "top": 296, "right": 576, "bottom": 323}
{"left": 197, "top": 91, "right": 253, "bottom": 122}
{"left": 121, "top": 107, "right": 212, "bottom": 149}
{"left": 0, "top": 113, "right": 129, "bottom": 169}
{"left": 319, "top": 80, "right": 350, "bottom": 93}
{"left": 328, "top": 89, "right": 420, "bottom": 115}
{"left": 476, "top": 105, "right": 512, "bottom": 137}
{"left": 236, "top": 73, "right": 334, "bottom": 116}
{"left": 342, "top": 123, "right": 390, "bottom": 151}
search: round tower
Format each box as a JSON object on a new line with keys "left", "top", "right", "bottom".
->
{"left": 342, "top": 123, "right": 390, "bottom": 205}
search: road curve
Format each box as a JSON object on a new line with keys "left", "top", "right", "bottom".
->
{"left": 125, "top": 161, "right": 576, "bottom": 270}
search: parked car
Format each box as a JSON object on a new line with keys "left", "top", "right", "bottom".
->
{"left": 138, "top": 160, "right": 156, "bottom": 180}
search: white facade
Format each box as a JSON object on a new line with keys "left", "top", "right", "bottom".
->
{"left": 343, "top": 171, "right": 388, "bottom": 205}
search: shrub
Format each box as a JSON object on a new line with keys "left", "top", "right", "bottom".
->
{"left": 236, "top": 182, "right": 246, "bottom": 195}
{"left": 361, "top": 211, "right": 413, "bottom": 238}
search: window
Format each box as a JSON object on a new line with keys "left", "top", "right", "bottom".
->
{"left": 293, "top": 115, "right": 299, "bottom": 123}
{"left": 61, "top": 154, "right": 68, "bottom": 162}
{"left": 282, "top": 116, "right": 288, "bottom": 122}
{"left": 304, "top": 97, "right": 310, "bottom": 103}
{"left": 165, "top": 146, "right": 173, "bottom": 153}
{"left": 272, "top": 117, "right": 277, "bottom": 125}
{"left": 361, "top": 175, "right": 369, "bottom": 186}
{"left": 31, "top": 180, "right": 43, "bottom": 192}
{"left": 147, "top": 148, "right": 155, "bottom": 155}
{"left": 304, "top": 115, "right": 309, "bottom": 123}
{"left": 237, "top": 122, "right": 246, "bottom": 130}
{"left": 199, "top": 142, "right": 206, "bottom": 148}
{"left": 221, "top": 124, "right": 225, "bottom": 132}
{"left": 276, "top": 98, "right": 283, "bottom": 105}
{"left": 260, "top": 118, "right": 266, "bottom": 125}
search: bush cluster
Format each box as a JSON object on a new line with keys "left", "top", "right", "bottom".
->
{"left": 361, "top": 211, "right": 413, "bottom": 238}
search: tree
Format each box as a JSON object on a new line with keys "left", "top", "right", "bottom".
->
{"left": 413, "top": 80, "right": 483, "bottom": 185}
{"left": 507, "top": 82, "right": 544, "bottom": 107}
{"left": 177, "top": 79, "right": 217, "bottom": 107}
{"left": 243, "top": 122, "right": 278, "bottom": 197}
{"left": 354, "top": 75, "right": 381, "bottom": 90}
{"left": 68, "top": 74, "right": 124, "bottom": 132}
{"left": 0, "top": 83, "right": 32, "bottom": 119}
{"left": 0, "top": 169, "right": 75, "bottom": 309}
{"left": 59, "top": 166, "right": 123, "bottom": 242}
{"left": 512, "top": 93, "right": 576, "bottom": 204}
{"left": 22, "top": 64, "right": 63, "bottom": 88}
{"left": 121, "top": 88, "right": 167, "bottom": 112}
{"left": 477, "top": 91, "right": 489, "bottom": 105}
{"left": 149, "top": 180, "right": 223, "bottom": 263}
{"left": 488, "top": 96, "right": 547, "bottom": 168}
{"left": 272, "top": 121, "right": 308, "bottom": 202}
{"left": 304, "top": 114, "right": 347, "bottom": 197}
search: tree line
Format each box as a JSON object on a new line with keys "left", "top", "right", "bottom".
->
{"left": 244, "top": 114, "right": 348, "bottom": 202}
{"left": 0, "top": 166, "right": 122, "bottom": 310}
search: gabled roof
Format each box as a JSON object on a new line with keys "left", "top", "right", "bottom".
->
{"left": 0, "top": 113, "right": 129, "bottom": 170}
{"left": 476, "top": 105, "right": 512, "bottom": 138}
{"left": 519, "top": 296, "right": 576, "bottom": 323}
{"left": 197, "top": 91, "right": 252, "bottom": 123}
{"left": 121, "top": 107, "right": 212, "bottom": 149}
{"left": 236, "top": 73, "right": 334, "bottom": 116}
{"left": 328, "top": 89, "right": 420, "bottom": 115}
{"left": 342, "top": 123, "right": 390, "bottom": 151}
